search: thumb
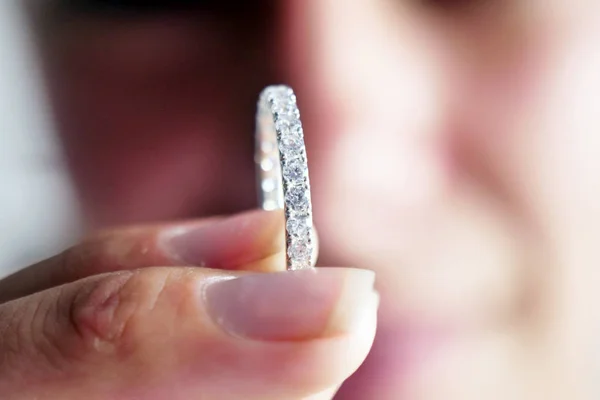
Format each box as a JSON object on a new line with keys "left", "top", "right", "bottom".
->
{"left": 0, "top": 267, "right": 378, "bottom": 400}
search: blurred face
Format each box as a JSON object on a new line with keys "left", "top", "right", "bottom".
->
{"left": 44, "top": 1, "right": 600, "bottom": 399}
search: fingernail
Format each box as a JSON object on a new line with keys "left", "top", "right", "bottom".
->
{"left": 203, "top": 268, "right": 378, "bottom": 341}
{"left": 165, "top": 210, "right": 283, "bottom": 268}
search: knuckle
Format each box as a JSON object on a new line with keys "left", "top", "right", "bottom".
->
{"left": 69, "top": 272, "right": 137, "bottom": 349}
{"left": 0, "top": 268, "right": 194, "bottom": 378}
{"left": 69, "top": 269, "right": 180, "bottom": 353}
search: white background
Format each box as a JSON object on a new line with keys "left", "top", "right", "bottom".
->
{"left": 0, "top": 1, "right": 81, "bottom": 277}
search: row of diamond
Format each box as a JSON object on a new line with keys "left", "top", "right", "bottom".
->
{"left": 261, "top": 85, "right": 314, "bottom": 270}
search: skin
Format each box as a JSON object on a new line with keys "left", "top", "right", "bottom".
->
{"left": 2, "top": 0, "right": 600, "bottom": 398}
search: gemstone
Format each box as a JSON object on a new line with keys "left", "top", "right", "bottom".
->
{"left": 290, "top": 123, "right": 303, "bottom": 137}
{"left": 289, "top": 260, "right": 311, "bottom": 270}
{"left": 285, "top": 186, "right": 309, "bottom": 213}
{"left": 279, "top": 135, "right": 303, "bottom": 155}
{"left": 267, "top": 89, "right": 284, "bottom": 102}
{"left": 272, "top": 101, "right": 285, "bottom": 114}
{"left": 276, "top": 115, "right": 299, "bottom": 132}
{"left": 275, "top": 119, "right": 291, "bottom": 135}
{"left": 273, "top": 101, "right": 300, "bottom": 119}
{"left": 288, "top": 240, "right": 311, "bottom": 261}
{"left": 283, "top": 158, "right": 305, "bottom": 181}
{"left": 287, "top": 217, "right": 310, "bottom": 238}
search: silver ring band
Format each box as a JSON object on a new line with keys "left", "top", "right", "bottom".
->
{"left": 255, "top": 85, "right": 314, "bottom": 270}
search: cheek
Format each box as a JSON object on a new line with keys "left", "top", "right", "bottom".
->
{"left": 287, "top": 0, "right": 453, "bottom": 264}
{"left": 526, "top": 18, "right": 600, "bottom": 374}
{"left": 296, "top": 1, "right": 529, "bottom": 356}
{"left": 538, "top": 25, "right": 600, "bottom": 223}
{"left": 311, "top": 124, "right": 449, "bottom": 266}
{"left": 456, "top": 12, "right": 600, "bottom": 389}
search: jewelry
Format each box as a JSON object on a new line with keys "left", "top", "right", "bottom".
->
{"left": 255, "top": 85, "right": 314, "bottom": 270}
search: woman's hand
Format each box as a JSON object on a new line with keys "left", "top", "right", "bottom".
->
{"left": 0, "top": 210, "right": 378, "bottom": 400}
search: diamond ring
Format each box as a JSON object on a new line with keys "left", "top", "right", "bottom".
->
{"left": 255, "top": 85, "right": 314, "bottom": 270}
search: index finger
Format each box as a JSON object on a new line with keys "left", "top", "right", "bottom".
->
{"left": 0, "top": 209, "right": 318, "bottom": 303}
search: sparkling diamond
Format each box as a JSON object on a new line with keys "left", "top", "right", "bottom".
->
{"left": 272, "top": 101, "right": 285, "bottom": 114}
{"left": 279, "top": 135, "right": 303, "bottom": 155}
{"left": 276, "top": 116, "right": 297, "bottom": 133}
{"left": 276, "top": 116, "right": 302, "bottom": 134}
{"left": 275, "top": 119, "right": 291, "bottom": 135}
{"left": 288, "top": 240, "right": 311, "bottom": 261}
{"left": 270, "top": 86, "right": 291, "bottom": 99}
{"left": 283, "top": 158, "right": 305, "bottom": 181}
{"left": 287, "top": 217, "right": 310, "bottom": 237}
{"left": 290, "top": 123, "right": 303, "bottom": 137}
{"left": 290, "top": 260, "right": 311, "bottom": 270}
{"left": 286, "top": 186, "right": 309, "bottom": 213}
{"left": 273, "top": 101, "right": 300, "bottom": 119}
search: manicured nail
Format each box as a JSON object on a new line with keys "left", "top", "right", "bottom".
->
{"left": 203, "top": 267, "right": 378, "bottom": 341}
{"left": 165, "top": 210, "right": 283, "bottom": 268}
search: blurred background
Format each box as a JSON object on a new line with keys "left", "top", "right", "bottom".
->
{"left": 0, "top": 1, "right": 80, "bottom": 274}
{"left": 0, "top": 0, "right": 279, "bottom": 273}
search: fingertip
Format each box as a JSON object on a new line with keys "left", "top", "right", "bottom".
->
{"left": 163, "top": 209, "right": 286, "bottom": 270}
{"left": 162, "top": 209, "right": 320, "bottom": 272}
